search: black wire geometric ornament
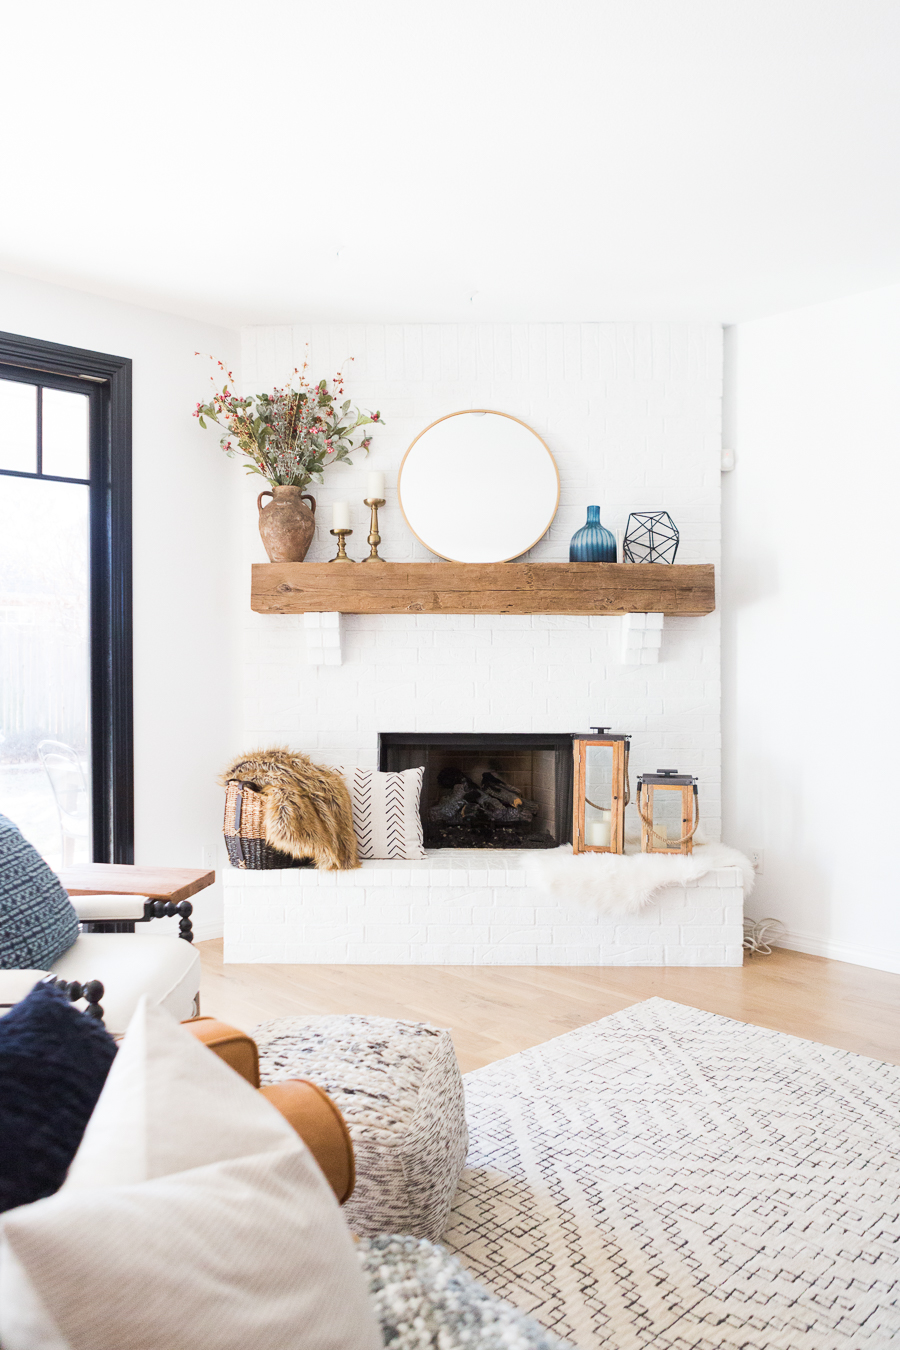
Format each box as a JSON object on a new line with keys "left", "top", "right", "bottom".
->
{"left": 622, "top": 511, "right": 680, "bottom": 564}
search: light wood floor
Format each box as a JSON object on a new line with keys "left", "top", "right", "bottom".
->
{"left": 199, "top": 943, "right": 900, "bottom": 1073}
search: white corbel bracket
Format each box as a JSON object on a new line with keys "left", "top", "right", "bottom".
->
{"left": 620, "top": 612, "right": 663, "bottom": 665}
{"left": 304, "top": 611, "right": 342, "bottom": 665}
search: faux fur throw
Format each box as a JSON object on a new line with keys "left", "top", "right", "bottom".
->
{"left": 528, "top": 840, "right": 755, "bottom": 916}
{"left": 220, "top": 747, "right": 359, "bottom": 871}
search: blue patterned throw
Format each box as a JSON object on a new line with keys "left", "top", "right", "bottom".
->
{"left": 0, "top": 813, "right": 79, "bottom": 969}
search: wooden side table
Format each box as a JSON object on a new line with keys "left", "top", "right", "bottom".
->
{"left": 56, "top": 864, "right": 215, "bottom": 943}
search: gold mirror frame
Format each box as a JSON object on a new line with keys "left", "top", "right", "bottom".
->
{"left": 397, "top": 409, "right": 560, "bottom": 563}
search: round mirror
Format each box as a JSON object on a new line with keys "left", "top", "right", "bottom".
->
{"left": 398, "top": 410, "right": 559, "bottom": 563}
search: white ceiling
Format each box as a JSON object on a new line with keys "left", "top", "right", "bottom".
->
{"left": 3, "top": 0, "right": 900, "bottom": 328}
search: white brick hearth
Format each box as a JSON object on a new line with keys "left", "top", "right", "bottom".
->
{"left": 224, "top": 851, "right": 744, "bottom": 966}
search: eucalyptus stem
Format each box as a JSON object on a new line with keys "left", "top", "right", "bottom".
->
{"left": 193, "top": 349, "right": 383, "bottom": 489}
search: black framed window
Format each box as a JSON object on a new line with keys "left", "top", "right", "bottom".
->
{"left": 0, "top": 332, "right": 133, "bottom": 865}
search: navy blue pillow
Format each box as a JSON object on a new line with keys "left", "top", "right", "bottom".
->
{"left": 0, "top": 812, "right": 79, "bottom": 969}
{"left": 0, "top": 980, "right": 117, "bottom": 1212}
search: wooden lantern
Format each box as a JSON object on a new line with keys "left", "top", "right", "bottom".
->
{"left": 637, "top": 770, "right": 699, "bottom": 854}
{"left": 572, "top": 728, "right": 630, "bottom": 854}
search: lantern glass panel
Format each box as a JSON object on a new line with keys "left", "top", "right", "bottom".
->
{"left": 584, "top": 745, "right": 613, "bottom": 847}
{"left": 651, "top": 786, "right": 682, "bottom": 847}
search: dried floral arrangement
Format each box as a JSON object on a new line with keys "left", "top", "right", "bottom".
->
{"left": 194, "top": 354, "right": 383, "bottom": 490}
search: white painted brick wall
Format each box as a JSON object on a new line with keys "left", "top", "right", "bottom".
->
{"left": 238, "top": 323, "right": 723, "bottom": 849}
{"left": 231, "top": 323, "right": 727, "bottom": 966}
{"left": 223, "top": 855, "right": 743, "bottom": 967}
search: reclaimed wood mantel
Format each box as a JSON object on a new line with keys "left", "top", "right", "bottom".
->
{"left": 251, "top": 562, "right": 716, "bottom": 617}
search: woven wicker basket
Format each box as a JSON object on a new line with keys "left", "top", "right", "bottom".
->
{"left": 223, "top": 779, "right": 307, "bottom": 870}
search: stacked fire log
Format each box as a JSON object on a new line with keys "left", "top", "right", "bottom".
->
{"left": 427, "top": 768, "right": 539, "bottom": 827}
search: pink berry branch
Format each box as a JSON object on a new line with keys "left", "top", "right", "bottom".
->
{"left": 193, "top": 351, "right": 383, "bottom": 491}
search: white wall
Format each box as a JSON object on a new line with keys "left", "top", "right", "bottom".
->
{"left": 0, "top": 270, "right": 241, "bottom": 936}
{"left": 240, "top": 323, "right": 723, "bottom": 851}
{"left": 723, "top": 284, "right": 900, "bottom": 971}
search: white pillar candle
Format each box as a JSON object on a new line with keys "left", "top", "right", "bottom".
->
{"left": 586, "top": 820, "right": 611, "bottom": 848}
{"left": 367, "top": 471, "right": 385, "bottom": 498}
{"left": 332, "top": 502, "right": 350, "bottom": 530}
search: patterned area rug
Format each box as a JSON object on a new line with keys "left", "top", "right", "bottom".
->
{"left": 443, "top": 998, "right": 900, "bottom": 1348}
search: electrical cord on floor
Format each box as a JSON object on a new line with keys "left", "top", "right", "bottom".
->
{"left": 742, "top": 917, "right": 785, "bottom": 955}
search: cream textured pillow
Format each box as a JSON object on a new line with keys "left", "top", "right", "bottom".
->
{"left": 342, "top": 767, "right": 426, "bottom": 860}
{"left": 0, "top": 999, "right": 382, "bottom": 1350}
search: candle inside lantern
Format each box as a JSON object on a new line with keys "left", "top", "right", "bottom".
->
{"left": 586, "top": 813, "right": 611, "bottom": 848}
{"left": 332, "top": 502, "right": 350, "bottom": 530}
{"left": 367, "top": 471, "right": 385, "bottom": 498}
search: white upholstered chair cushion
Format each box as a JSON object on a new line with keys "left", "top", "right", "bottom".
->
{"left": 49, "top": 934, "right": 199, "bottom": 1035}
{"left": 0, "top": 970, "right": 50, "bottom": 1009}
{"left": 0, "top": 935, "right": 199, "bottom": 1035}
{"left": 68, "top": 894, "right": 147, "bottom": 921}
{"left": 7, "top": 934, "right": 198, "bottom": 1036}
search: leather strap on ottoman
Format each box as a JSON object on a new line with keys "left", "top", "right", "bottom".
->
{"left": 183, "top": 1016, "right": 260, "bottom": 1087}
{"left": 260, "top": 1080, "right": 355, "bottom": 1204}
{"left": 182, "top": 1016, "right": 354, "bottom": 1204}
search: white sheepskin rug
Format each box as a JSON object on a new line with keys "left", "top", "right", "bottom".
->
{"left": 527, "top": 838, "right": 755, "bottom": 916}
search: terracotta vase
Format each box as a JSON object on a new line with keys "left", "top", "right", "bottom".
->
{"left": 257, "top": 485, "right": 317, "bottom": 562}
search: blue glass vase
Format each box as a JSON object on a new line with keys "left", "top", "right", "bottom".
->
{"left": 569, "top": 505, "right": 617, "bottom": 562}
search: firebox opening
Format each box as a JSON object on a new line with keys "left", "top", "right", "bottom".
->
{"left": 378, "top": 733, "right": 573, "bottom": 849}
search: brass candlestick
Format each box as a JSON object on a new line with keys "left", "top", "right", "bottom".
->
{"left": 329, "top": 528, "right": 355, "bottom": 562}
{"left": 361, "top": 497, "right": 386, "bottom": 563}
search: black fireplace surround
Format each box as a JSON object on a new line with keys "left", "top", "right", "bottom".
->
{"left": 379, "top": 732, "right": 573, "bottom": 849}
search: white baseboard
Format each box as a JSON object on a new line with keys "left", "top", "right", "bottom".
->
{"left": 777, "top": 929, "right": 900, "bottom": 976}
{"left": 192, "top": 921, "right": 224, "bottom": 942}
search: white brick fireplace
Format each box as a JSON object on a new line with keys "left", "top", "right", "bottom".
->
{"left": 224, "top": 321, "right": 739, "bottom": 966}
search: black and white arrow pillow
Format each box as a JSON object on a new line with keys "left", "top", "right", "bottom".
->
{"left": 341, "top": 768, "right": 426, "bottom": 861}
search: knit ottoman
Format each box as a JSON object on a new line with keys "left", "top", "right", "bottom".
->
{"left": 253, "top": 1014, "right": 469, "bottom": 1240}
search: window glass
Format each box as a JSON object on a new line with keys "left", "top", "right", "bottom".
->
{"left": 42, "top": 387, "right": 90, "bottom": 480}
{"left": 0, "top": 378, "right": 37, "bottom": 473}
{"left": 0, "top": 475, "right": 91, "bottom": 866}
{"left": 651, "top": 786, "right": 682, "bottom": 847}
{"left": 584, "top": 744, "right": 613, "bottom": 846}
